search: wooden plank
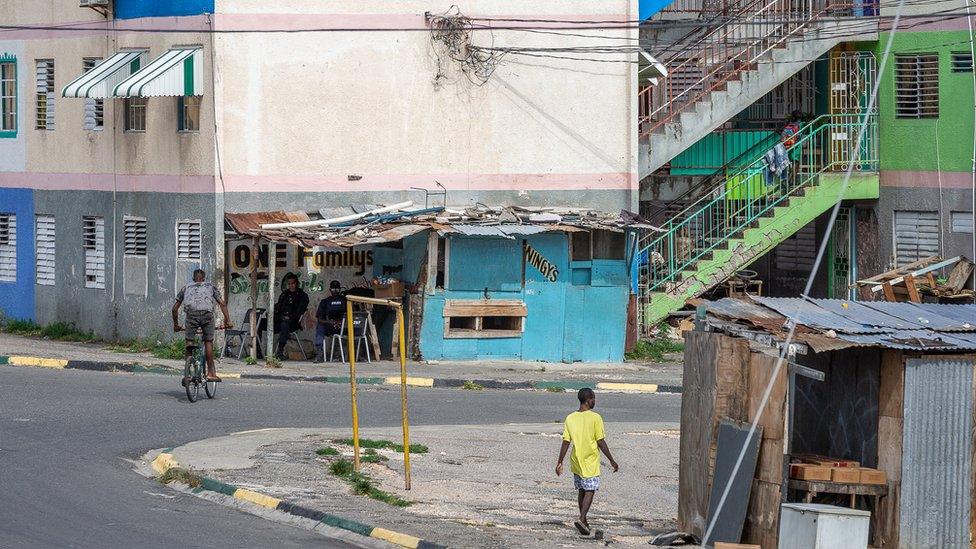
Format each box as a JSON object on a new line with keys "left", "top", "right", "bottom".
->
{"left": 742, "top": 479, "right": 782, "bottom": 549}
{"left": 904, "top": 274, "right": 922, "bottom": 303}
{"left": 748, "top": 352, "right": 787, "bottom": 441}
{"left": 787, "top": 478, "right": 889, "bottom": 496}
{"left": 443, "top": 328, "right": 523, "bottom": 339}
{"left": 857, "top": 467, "right": 887, "bottom": 485}
{"left": 879, "top": 350, "right": 905, "bottom": 419}
{"left": 878, "top": 416, "right": 904, "bottom": 483}
{"left": 946, "top": 259, "right": 974, "bottom": 293}
{"left": 790, "top": 463, "right": 831, "bottom": 481}
{"left": 882, "top": 282, "right": 897, "bottom": 302}
{"left": 443, "top": 299, "right": 527, "bottom": 318}
{"left": 831, "top": 467, "right": 860, "bottom": 483}
{"left": 875, "top": 482, "right": 901, "bottom": 548}
{"left": 756, "top": 437, "right": 785, "bottom": 484}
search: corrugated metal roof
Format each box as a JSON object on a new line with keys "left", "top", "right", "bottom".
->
{"left": 113, "top": 47, "right": 202, "bottom": 98}
{"left": 704, "top": 297, "right": 976, "bottom": 352}
{"left": 225, "top": 211, "right": 310, "bottom": 234}
{"left": 62, "top": 50, "right": 145, "bottom": 99}
{"left": 752, "top": 297, "right": 890, "bottom": 334}
{"left": 450, "top": 224, "right": 550, "bottom": 239}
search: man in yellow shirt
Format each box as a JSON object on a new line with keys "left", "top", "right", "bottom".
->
{"left": 556, "top": 387, "right": 619, "bottom": 536}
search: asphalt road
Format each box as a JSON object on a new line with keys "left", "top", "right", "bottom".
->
{"left": 0, "top": 366, "right": 681, "bottom": 548}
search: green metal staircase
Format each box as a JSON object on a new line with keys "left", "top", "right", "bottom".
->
{"left": 636, "top": 115, "right": 880, "bottom": 331}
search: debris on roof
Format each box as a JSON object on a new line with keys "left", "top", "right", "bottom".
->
{"left": 855, "top": 256, "right": 974, "bottom": 303}
{"left": 224, "top": 203, "right": 661, "bottom": 247}
{"left": 701, "top": 297, "right": 976, "bottom": 352}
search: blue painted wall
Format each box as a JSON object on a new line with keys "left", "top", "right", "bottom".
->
{"left": 420, "top": 233, "right": 628, "bottom": 363}
{"left": 114, "top": 0, "right": 213, "bottom": 19}
{"left": 0, "top": 188, "right": 35, "bottom": 321}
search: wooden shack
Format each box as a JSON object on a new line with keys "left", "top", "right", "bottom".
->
{"left": 679, "top": 298, "right": 976, "bottom": 548}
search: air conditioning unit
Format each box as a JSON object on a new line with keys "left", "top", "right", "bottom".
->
{"left": 80, "top": 0, "right": 110, "bottom": 7}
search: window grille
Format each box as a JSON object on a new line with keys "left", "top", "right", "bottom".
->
{"left": 895, "top": 54, "right": 939, "bottom": 119}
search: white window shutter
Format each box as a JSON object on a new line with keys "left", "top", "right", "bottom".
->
{"left": 0, "top": 214, "right": 16, "bottom": 283}
{"left": 83, "top": 216, "right": 105, "bottom": 289}
{"left": 894, "top": 211, "right": 940, "bottom": 266}
{"left": 177, "top": 220, "right": 202, "bottom": 259}
{"left": 123, "top": 217, "right": 147, "bottom": 256}
{"left": 35, "top": 215, "right": 55, "bottom": 285}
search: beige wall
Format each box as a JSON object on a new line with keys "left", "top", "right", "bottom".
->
{"left": 213, "top": 0, "right": 639, "bottom": 205}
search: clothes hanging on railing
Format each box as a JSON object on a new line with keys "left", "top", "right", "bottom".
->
{"left": 763, "top": 142, "right": 791, "bottom": 187}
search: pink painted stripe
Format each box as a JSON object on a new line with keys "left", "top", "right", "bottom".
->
{"left": 0, "top": 16, "right": 211, "bottom": 40}
{"left": 881, "top": 170, "right": 976, "bottom": 189}
{"left": 0, "top": 172, "right": 214, "bottom": 193}
{"left": 221, "top": 173, "right": 635, "bottom": 193}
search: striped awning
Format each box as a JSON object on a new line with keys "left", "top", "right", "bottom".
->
{"left": 113, "top": 47, "right": 203, "bottom": 98}
{"left": 62, "top": 50, "right": 145, "bottom": 99}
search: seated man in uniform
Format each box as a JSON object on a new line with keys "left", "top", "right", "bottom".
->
{"left": 314, "top": 280, "right": 347, "bottom": 363}
{"left": 272, "top": 273, "right": 309, "bottom": 360}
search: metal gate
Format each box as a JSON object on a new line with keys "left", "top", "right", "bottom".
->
{"left": 828, "top": 207, "right": 854, "bottom": 299}
{"left": 900, "top": 356, "right": 974, "bottom": 549}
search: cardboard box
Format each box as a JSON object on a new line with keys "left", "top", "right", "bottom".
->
{"left": 858, "top": 467, "right": 887, "bottom": 485}
{"left": 372, "top": 280, "right": 404, "bottom": 299}
{"left": 790, "top": 463, "right": 831, "bottom": 481}
{"left": 715, "top": 544, "right": 761, "bottom": 549}
{"left": 831, "top": 466, "right": 860, "bottom": 483}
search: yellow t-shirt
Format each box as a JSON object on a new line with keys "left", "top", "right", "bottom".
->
{"left": 562, "top": 410, "right": 606, "bottom": 478}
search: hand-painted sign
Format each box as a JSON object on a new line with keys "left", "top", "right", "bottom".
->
{"left": 524, "top": 243, "right": 559, "bottom": 282}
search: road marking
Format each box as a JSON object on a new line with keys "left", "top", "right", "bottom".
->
{"left": 596, "top": 382, "right": 659, "bottom": 393}
{"left": 233, "top": 488, "right": 281, "bottom": 509}
{"left": 370, "top": 527, "right": 422, "bottom": 548}
{"left": 220, "top": 373, "right": 242, "bottom": 379}
{"left": 386, "top": 376, "right": 434, "bottom": 387}
{"left": 8, "top": 356, "right": 68, "bottom": 369}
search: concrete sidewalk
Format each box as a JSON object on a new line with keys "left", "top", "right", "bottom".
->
{"left": 143, "top": 423, "right": 681, "bottom": 548}
{"left": 0, "top": 332, "right": 684, "bottom": 393}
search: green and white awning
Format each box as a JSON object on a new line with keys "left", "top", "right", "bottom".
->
{"left": 113, "top": 47, "right": 203, "bottom": 98}
{"left": 62, "top": 50, "right": 145, "bottom": 99}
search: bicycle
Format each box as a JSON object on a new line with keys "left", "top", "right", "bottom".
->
{"left": 181, "top": 326, "right": 227, "bottom": 403}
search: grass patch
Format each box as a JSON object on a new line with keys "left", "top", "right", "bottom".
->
{"left": 545, "top": 386, "right": 565, "bottom": 393}
{"left": 157, "top": 467, "right": 202, "bottom": 488}
{"left": 151, "top": 339, "right": 186, "bottom": 360}
{"left": 1, "top": 319, "right": 97, "bottom": 342}
{"left": 462, "top": 380, "right": 484, "bottom": 391}
{"left": 625, "top": 328, "right": 685, "bottom": 362}
{"left": 106, "top": 336, "right": 186, "bottom": 360}
{"left": 265, "top": 357, "right": 282, "bottom": 369}
{"left": 362, "top": 449, "right": 389, "bottom": 464}
{"left": 244, "top": 356, "right": 258, "bottom": 366}
{"left": 328, "top": 459, "right": 410, "bottom": 507}
{"left": 336, "top": 438, "right": 428, "bottom": 454}
{"left": 316, "top": 446, "right": 340, "bottom": 456}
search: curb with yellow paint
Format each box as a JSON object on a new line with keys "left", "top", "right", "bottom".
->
{"left": 150, "top": 453, "right": 444, "bottom": 549}
{"left": 1, "top": 354, "right": 681, "bottom": 394}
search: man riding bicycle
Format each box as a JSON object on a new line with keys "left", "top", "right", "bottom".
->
{"left": 172, "top": 269, "right": 233, "bottom": 383}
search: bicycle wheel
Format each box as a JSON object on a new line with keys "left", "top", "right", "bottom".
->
{"left": 184, "top": 354, "right": 200, "bottom": 403}
{"left": 205, "top": 377, "right": 217, "bottom": 399}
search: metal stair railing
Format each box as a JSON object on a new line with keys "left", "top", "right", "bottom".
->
{"left": 638, "top": 0, "right": 848, "bottom": 139}
{"left": 637, "top": 114, "right": 877, "bottom": 295}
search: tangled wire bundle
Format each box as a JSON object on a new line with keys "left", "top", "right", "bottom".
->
{"left": 429, "top": 6, "right": 502, "bottom": 86}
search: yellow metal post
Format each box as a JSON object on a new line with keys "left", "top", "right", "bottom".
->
{"left": 346, "top": 299, "right": 360, "bottom": 472}
{"left": 396, "top": 306, "right": 412, "bottom": 490}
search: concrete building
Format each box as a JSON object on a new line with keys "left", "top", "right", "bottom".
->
{"left": 634, "top": 0, "right": 975, "bottom": 331}
{"left": 0, "top": 0, "right": 639, "bottom": 361}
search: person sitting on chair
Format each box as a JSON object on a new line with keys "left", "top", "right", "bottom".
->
{"left": 272, "top": 273, "right": 309, "bottom": 360}
{"left": 314, "top": 280, "right": 347, "bottom": 363}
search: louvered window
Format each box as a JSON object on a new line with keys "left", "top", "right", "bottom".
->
{"left": 35, "top": 59, "right": 55, "bottom": 130}
{"left": 775, "top": 224, "right": 816, "bottom": 271}
{"left": 952, "top": 52, "right": 973, "bottom": 73}
{"left": 894, "top": 210, "right": 939, "bottom": 266}
{"left": 35, "top": 215, "right": 55, "bottom": 286}
{"left": 951, "top": 211, "right": 973, "bottom": 234}
{"left": 83, "top": 216, "right": 105, "bottom": 289}
{"left": 123, "top": 217, "right": 147, "bottom": 256}
{"left": 82, "top": 58, "right": 104, "bottom": 130}
{"left": 177, "top": 220, "right": 201, "bottom": 259}
{"left": 0, "top": 214, "right": 16, "bottom": 282}
{"left": 895, "top": 54, "right": 939, "bottom": 119}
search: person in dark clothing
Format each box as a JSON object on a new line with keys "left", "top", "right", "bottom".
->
{"left": 313, "top": 280, "right": 347, "bottom": 363}
{"left": 273, "top": 274, "right": 309, "bottom": 360}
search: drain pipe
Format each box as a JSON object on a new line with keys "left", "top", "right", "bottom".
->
{"left": 967, "top": 0, "right": 975, "bottom": 298}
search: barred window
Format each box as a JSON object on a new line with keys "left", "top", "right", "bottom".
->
{"left": 1, "top": 59, "right": 16, "bottom": 134}
{"left": 35, "top": 59, "right": 55, "bottom": 130}
{"left": 895, "top": 54, "right": 939, "bottom": 119}
{"left": 124, "top": 97, "right": 147, "bottom": 132}
{"left": 123, "top": 216, "right": 147, "bottom": 256}
{"left": 82, "top": 58, "right": 104, "bottom": 130}
{"left": 178, "top": 96, "right": 201, "bottom": 132}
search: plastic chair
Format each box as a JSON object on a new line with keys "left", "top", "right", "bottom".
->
{"left": 286, "top": 311, "right": 310, "bottom": 360}
{"left": 224, "top": 308, "right": 266, "bottom": 359}
{"left": 328, "top": 312, "right": 372, "bottom": 363}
